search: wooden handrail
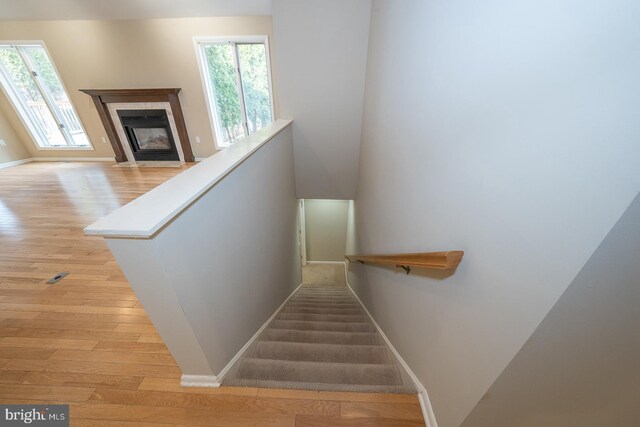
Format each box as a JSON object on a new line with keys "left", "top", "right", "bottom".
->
{"left": 345, "top": 251, "right": 464, "bottom": 273}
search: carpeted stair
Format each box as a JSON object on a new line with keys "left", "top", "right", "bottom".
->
{"left": 222, "top": 283, "right": 416, "bottom": 393}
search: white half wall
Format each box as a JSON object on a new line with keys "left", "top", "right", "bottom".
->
{"left": 99, "top": 122, "right": 301, "bottom": 375}
{"left": 348, "top": 1, "right": 640, "bottom": 426}
{"left": 304, "top": 199, "right": 349, "bottom": 262}
{"left": 272, "top": 0, "right": 371, "bottom": 199}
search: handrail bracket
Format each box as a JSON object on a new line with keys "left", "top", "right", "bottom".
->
{"left": 398, "top": 265, "right": 411, "bottom": 274}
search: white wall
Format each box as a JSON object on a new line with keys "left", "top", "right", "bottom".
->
{"left": 0, "top": 0, "right": 272, "bottom": 20}
{"left": 272, "top": 0, "right": 371, "bottom": 199}
{"left": 304, "top": 199, "right": 348, "bottom": 262}
{"left": 348, "top": 1, "right": 640, "bottom": 426}
{"left": 0, "top": 103, "right": 29, "bottom": 166}
{"left": 462, "top": 192, "right": 640, "bottom": 426}
{"left": 105, "top": 123, "right": 300, "bottom": 375}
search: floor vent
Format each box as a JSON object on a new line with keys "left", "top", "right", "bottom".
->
{"left": 47, "top": 272, "right": 69, "bottom": 284}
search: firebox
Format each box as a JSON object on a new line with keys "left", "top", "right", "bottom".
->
{"left": 117, "top": 109, "right": 179, "bottom": 161}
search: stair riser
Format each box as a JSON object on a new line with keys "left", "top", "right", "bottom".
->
{"left": 271, "top": 320, "right": 374, "bottom": 333}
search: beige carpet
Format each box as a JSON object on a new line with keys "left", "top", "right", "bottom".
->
{"left": 223, "top": 269, "right": 416, "bottom": 393}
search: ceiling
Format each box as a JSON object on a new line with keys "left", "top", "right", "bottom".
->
{"left": 0, "top": 0, "right": 273, "bottom": 20}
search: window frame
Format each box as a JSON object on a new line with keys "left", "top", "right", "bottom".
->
{"left": 194, "top": 35, "right": 275, "bottom": 150}
{"left": 0, "top": 40, "right": 93, "bottom": 151}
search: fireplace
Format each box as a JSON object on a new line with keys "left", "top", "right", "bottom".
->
{"left": 117, "top": 109, "right": 179, "bottom": 161}
{"left": 80, "top": 89, "right": 195, "bottom": 163}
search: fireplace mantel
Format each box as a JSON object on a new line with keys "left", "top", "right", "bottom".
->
{"left": 81, "top": 88, "right": 195, "bottom": 162}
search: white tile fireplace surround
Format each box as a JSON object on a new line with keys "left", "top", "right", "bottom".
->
{"left": 108, "top": 102, "right": 186, "bottom": 163}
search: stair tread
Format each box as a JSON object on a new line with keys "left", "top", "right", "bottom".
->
{"left": 287, "top": 302, "right": 360, "bottom": 306}
{"left": 250, "top": 341, "right": 389, "bottom": 364}
{"left": 260, "top": 329, "right": 380, "bottom": 345}
{"left": 278, "top": 313, "right": 368, "bottom": 322}
{"left": 283, "top": 307, "right": 363, "bottom": 315}
{"left": 236, "top": 358, "right": 404, "bottom": 386}
{"left": 222, "top": 378, "right": 416, "bottom": 394}
{"left": 291, "top": 300, "right": 355, "bottom": 303}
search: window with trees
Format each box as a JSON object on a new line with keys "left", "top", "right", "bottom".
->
{"left": 0, "top": 42, "right": 90, "bottom": 148}
{"left": 195, "top": 37, "right": 274, "bottom": 148}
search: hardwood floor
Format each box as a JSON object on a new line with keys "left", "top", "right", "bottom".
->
{"left": 0, "top": 161, "right": 424, "bottom": 426}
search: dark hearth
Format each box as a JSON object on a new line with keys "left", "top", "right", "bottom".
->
{"left": 117, "top": 109, "right": 179, "bottom": 161}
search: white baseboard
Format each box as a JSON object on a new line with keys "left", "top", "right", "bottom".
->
{"left": 213, "top": 282, "right": 304, "bottom": 384}
{"left": 344, "top": 265, "right": 437, "bottom": 427}
{"left": 1, "top": 157, "right": 117, "bottom": 169}
{"left": 194, "top": 157, "right": 209, "bottom": 162}
{"left": 180, "top": 374, "right": 220, "bottom": 388}
{"left": 306, "top": 260, "right": 346, "bottom": 265}
{"left": 1, "top": 157, "right": 119, "bottom": 170}
{"left": 31, "top": 157, "right": 115, "bottom": 162}
{"left": 0, "top": 158, "right": 32, "bottom": 169}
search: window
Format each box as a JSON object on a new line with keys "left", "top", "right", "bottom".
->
{"left": 0, "top": 42, "right": 91, "bottom": 149}
{"left": 195, "top": 37, "right": 274, "bottom": 148}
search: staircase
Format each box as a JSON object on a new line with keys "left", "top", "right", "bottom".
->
{"left": 223, "top": 277, "right": 416, "bottom": 393}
